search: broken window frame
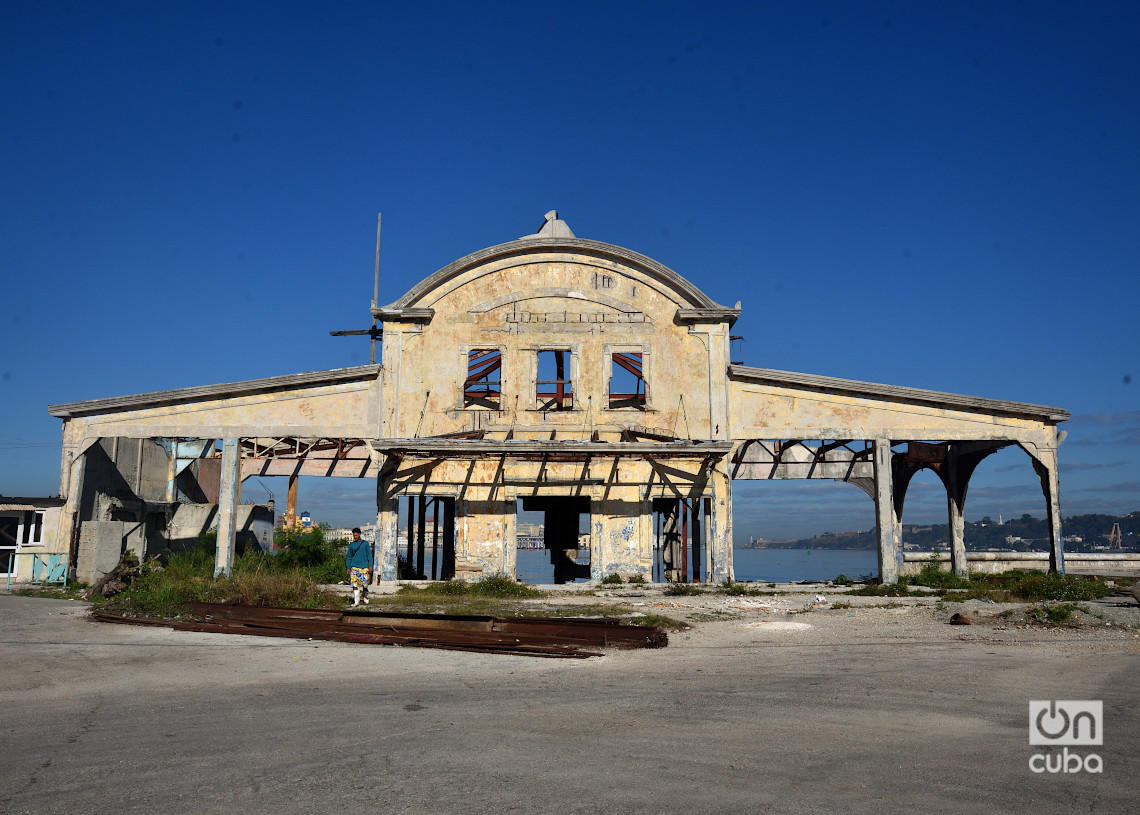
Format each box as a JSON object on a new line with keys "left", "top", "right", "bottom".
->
{"left": 606, "top": 344, "right": 649, "bottom": 410}
{"left": 462, "top": 346, "right": 503, "bottom": 409}
{"left": 533, "top": 347, "right": 576, "bottom": 411}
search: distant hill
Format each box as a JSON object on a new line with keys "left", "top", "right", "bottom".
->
{"left": 744, "top": 511, "right": 1140, "bottom": 552}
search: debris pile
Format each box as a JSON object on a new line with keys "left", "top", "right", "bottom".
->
{"left": 88, "top": 554, "right": 158, "bottom": 599}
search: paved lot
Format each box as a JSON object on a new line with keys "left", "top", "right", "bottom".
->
{"left": 1, "top": 593, "right": 1137, "bottom": 814}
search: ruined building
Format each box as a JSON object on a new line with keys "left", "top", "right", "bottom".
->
{"left": 48, "top": 212, "right": 1069, "bottom": 584}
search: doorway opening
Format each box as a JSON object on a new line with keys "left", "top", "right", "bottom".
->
{"left": 518, "top": 496, "right": 590, "bottom": 583}
{"left": 399, "top": 495, "right": 457, "bottom": 580}
{"left": 653, "top": 497, "right": 708, "bottom": 583}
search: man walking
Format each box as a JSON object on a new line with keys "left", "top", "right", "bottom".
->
{"left": 345, "top": 527, "right": 372, "bottom": 606}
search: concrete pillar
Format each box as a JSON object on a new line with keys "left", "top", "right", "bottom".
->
{"left": 708, "top": 466, "right": 733, "bottom": 584}
{"left": 944, "top": 446, "right": 968, "bottom": 579}
{"left": 214, "top": 438, "right": 240, "bottom": 578}
{"left": 1030, "top": 448, "right": 1066, "bottom": 575}
{"left": 59, "top": 446, "right": 88, "bottom": 581}
{"left": 591, "top": 498, "right": 647, "bottom": 579}
{"left": 873, "top": 439, "right": 901, "bottom": 584}
{"left": 502, "top": 497, "right": 518, "bottom": 580}
{"left": 375, "top": 495, "right": 399, "bottom": 582}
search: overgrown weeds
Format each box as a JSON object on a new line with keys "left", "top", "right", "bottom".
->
{"left": 845, "top": 569, "right": 1112, "bottom": 602}
{"left": 664, "top": 582, "right": 703, "bottom": 596}
{"left": 1025, "top": 602, "right": 1087, "bottom": 625}
{"left": 396, "top": 574, "right": 542, "bottom": 599}
{"left": 94, "top": 527, "right": 345, "bottom": 618}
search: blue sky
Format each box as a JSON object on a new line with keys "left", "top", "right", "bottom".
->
{"left": 2, "top": 2, "right": 1137, "bottom": 539}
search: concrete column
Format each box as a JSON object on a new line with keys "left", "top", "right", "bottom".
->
{"left": 708, "top": 466, "right": 733, "bottom": 584}
{"left": 502, "top": 497, "right": 518, "bottom": 579}
{"left": 944, "top": 446, "right": 968, "bottom": 579}
{"left": 591, "top": 498, "right": 647, "bottom": 579}
{"left": 59, "top": 446, "right": 88, "bottom": 581}
{"left": 214, "top": 438, "right": 240, "bottom": 578}
{"left": 1031, "top": 448, "right": 1066, "bottom": 575}
{"left": 873, "top": 439, "right": 901, "bottom": 584}
{"left": 375, "top": 493, "right": 399, "bottom": 582}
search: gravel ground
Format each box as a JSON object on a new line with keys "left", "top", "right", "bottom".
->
{"left": 3, "top": 588, "right": 1138, "bottom": 815}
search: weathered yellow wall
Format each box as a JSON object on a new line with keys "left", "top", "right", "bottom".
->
{"left": 383, "top": 252, "right": 728, "bottom": 442}
{"left": 729, "top": 382, "right": 1059, "bottom": 445}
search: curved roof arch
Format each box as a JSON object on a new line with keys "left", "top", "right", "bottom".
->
{"left": 379, "top": 236, "right": 732, "bottom": 314}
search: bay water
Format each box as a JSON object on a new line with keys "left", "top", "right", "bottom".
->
{"left": 510, "top": 546, "right": 879, "bottom": 584}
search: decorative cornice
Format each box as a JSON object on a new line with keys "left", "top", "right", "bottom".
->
{"left": 370, "top": 307, "right": 435, "bottom": 323}
{"left": 675, "top": 307, "right": 741, "bottom": 326}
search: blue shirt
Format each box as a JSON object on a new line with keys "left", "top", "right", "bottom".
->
{"left": 346, "top": 537, "right": 372, "bottom": 569}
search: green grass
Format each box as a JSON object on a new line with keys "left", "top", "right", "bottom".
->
{"left": 1026, "top": 602, "right": 1087, "bottom": 625}
{"left": 600, "top": 573, "right": 624, "bottom": 585}
{"left": 846, "top": 569, "right": 1112, "bottom": 602}
{"left": 714, "top": 582, "right": 782, "bottom": 597}
{"left": 664, "top": 582, "right": 704, "bottom": 596}
{"left": 396, "top": 574, "right": 543, "bottom": 599}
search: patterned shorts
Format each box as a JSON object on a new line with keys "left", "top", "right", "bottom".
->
{"left": 349, "top": 567, "right": 372, "bottom": 589}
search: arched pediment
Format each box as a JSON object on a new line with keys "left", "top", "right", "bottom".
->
{"left": 376, "top": 237, "right": 732, "bottom": 318}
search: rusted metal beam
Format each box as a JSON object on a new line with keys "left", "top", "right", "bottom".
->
{"left": 92, "top": 604, "right": 669, "bottom": 657}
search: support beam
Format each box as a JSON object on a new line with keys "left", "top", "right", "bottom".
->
{"left": 375, "top": 495, "right": 399, "bottom": 581}
{"left": 943, "top": 446, "right": 968, "bottom": 579}
{"left": 286, "top": 473, "right": 298, "bottom": 529}
{"left": 1029, "top": 447, "right": 1066, "bottom": 575}
{"left": 873, "top": 439, "right": 901, "bottom": 584}
{"left": 708, "top": 465, "right": 733, "bottom": 584}
{"left": 416, "top": 496, "right": 427, "bottom": 579}
{"left": 214, "top": 438, "right": 240, "bottom": 578}
{"left": 442, "top": 498, "right": 455, "bottom": 580}
{"left": 691, "top": 498, "right": 702, "bottom": 583}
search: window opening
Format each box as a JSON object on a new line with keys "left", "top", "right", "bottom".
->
{"left": 536, "top": 350, "right": 573, "bottom": 410}
{"left": 609, "top": 352, "right": 646, "bottom": 409}
{"left": 0, "top": 516, "right": 17, "bottom": 576}
{"left": 21, "top": 511, "right": 44, "bottom": 545}
{"left": 464, "top": 349, "right": 501, "bottom": 408}
{"left": 400, "top": 496, "right": 456, "bottom": 580}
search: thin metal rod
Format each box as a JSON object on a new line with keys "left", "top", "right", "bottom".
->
{"left": 370, "top": 213, "right": 381, "bottom": 365}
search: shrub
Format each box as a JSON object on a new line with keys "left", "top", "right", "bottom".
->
{"left": 664, "top": 582, "right": 703, "bottom": 596}
{"left": 600, "top": 573, "right": 624, "bottom": 585}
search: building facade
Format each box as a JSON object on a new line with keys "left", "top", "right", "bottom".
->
{"left": 48, "top": 213, "right": 1069, "bottom": 584}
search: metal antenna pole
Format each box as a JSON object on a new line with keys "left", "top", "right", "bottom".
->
{"left": 370, "top": 213, "right": 382, "bottom": 364}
